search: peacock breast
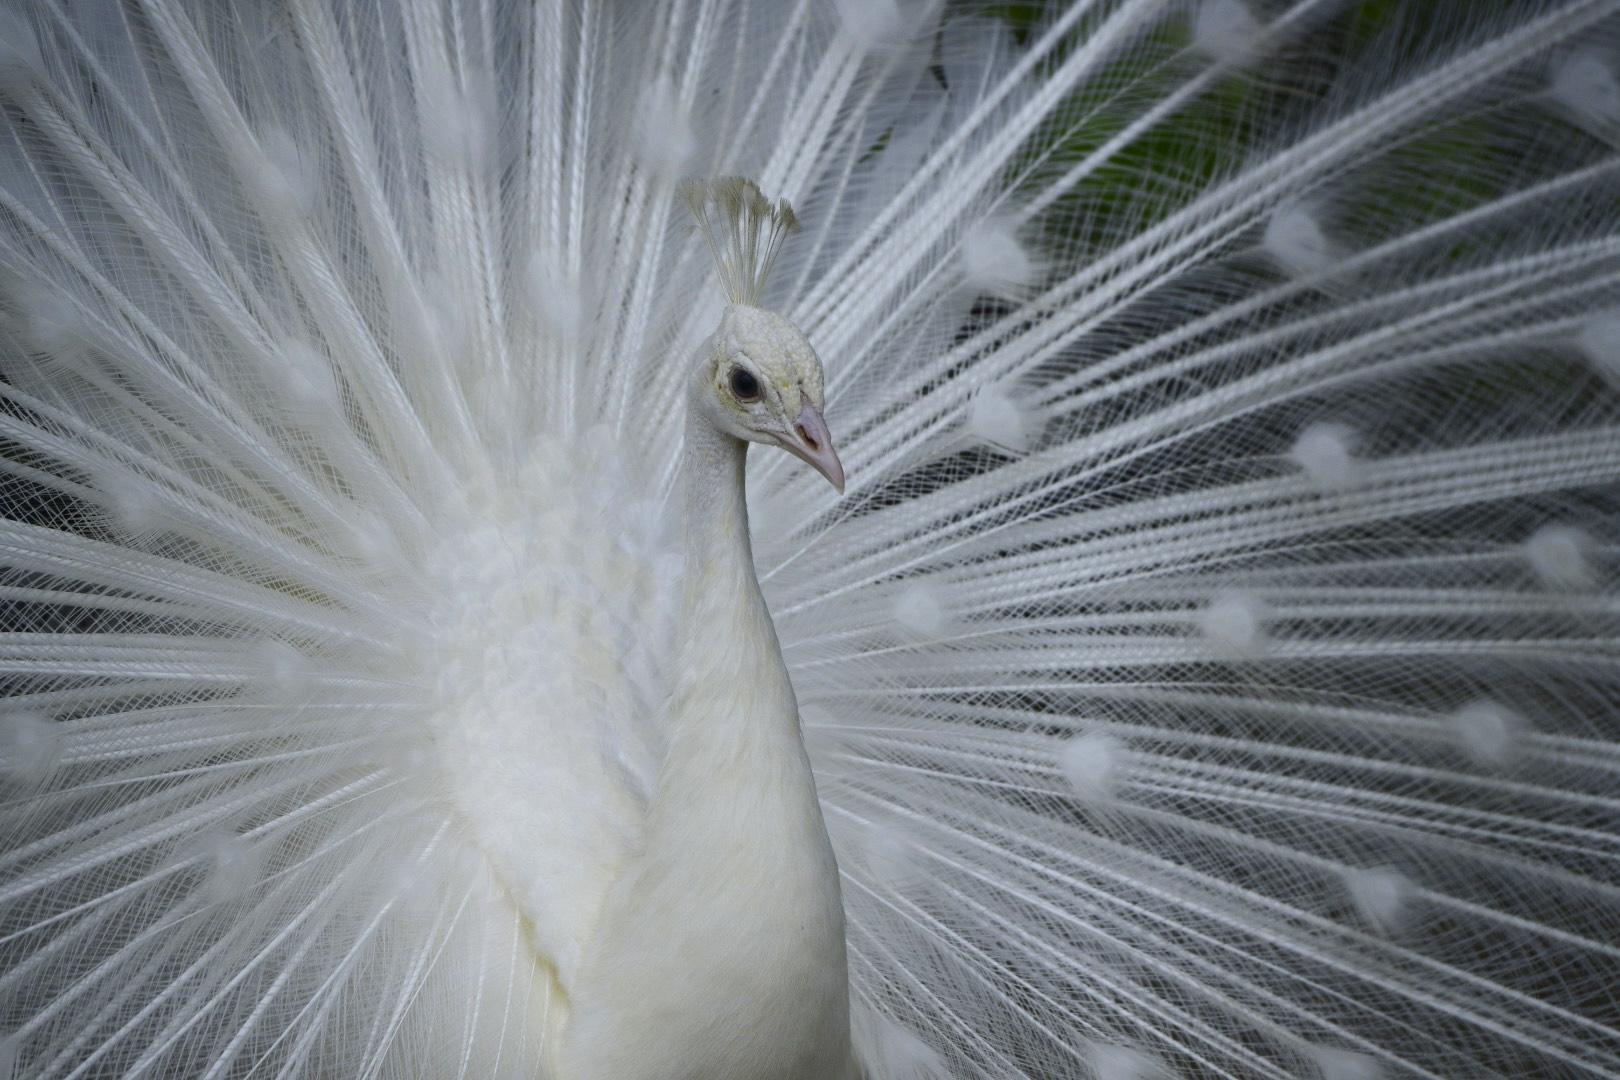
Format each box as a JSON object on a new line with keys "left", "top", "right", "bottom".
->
{"left": 557, "top": 720, "right": 854, "bottom": 1080}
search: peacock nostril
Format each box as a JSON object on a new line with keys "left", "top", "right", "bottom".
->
{"left": 796, "top": 423, "right": 820, "bottom": 451}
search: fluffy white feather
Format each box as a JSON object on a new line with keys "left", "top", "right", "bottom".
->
{"left": 1059, "top": 731, "right": 1124, "bottom": 804}
{"left": 1290, "top": 420, "right": 1361, "bottom": 489}
{"left": 1264, "top": 203, "right": 1337, "bottom": 277}
{"left": 1194, "top": 0, "right": 1262, "bottom": 66}
{"left": 959, "top": 218, "right": 1038, "bottom": 298}
{"left": 1342, "top": 865, "right": 1414, "bottom": 936}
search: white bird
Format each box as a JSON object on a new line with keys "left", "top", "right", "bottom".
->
{"left": 0, "top": 2, "right": 1618, "bottom": 1079}
{"left": 555, "top": 181, "right": 855, "bottom": 1080}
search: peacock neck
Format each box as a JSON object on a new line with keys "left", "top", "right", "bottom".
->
{"left": 678, "top": 404, "right": 762, "bottom": 618}
{"left": 670, "top": 399, "right": 799, "bottom": 744}
{"left": 557, "top": 370, "right": 854, "bottom": 1080}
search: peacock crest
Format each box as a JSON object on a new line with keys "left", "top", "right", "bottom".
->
{"left": 680, "top": 176, "right": 801, "bottom": 306}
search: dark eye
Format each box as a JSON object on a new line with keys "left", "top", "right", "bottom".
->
{"left": 728, "top": 367, "right": 760, "bottom": 402}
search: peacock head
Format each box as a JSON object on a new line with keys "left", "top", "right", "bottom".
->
{"left": 698, "top": 303, "right": 842, "bottom": 491}
{"left": 682, "top": 177, "right": 844, "bottom": 492}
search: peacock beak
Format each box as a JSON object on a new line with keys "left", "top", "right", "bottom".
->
{"left": 785, "top": 405, "right": 845, "bottom": 493}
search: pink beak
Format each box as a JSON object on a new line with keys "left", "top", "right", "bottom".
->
{"left": 783, "top": 405, "right": 845, "bottom": 493}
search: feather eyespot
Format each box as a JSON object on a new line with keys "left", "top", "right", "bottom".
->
{"left": 728, "top": 367, "right": 760, "bottom": 402}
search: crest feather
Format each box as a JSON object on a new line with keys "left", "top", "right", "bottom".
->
{"left": 680, "top": 177, "right": 799, "bottom": 306}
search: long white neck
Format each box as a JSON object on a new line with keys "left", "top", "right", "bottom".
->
{"left": 556, "top": 374, "right": 854, "bottom": 1080}
{"left": 670, "top": 396, "right": 794, "bottom": 735}
{"left": 678, "top": 393, "right": 759, "bottom": 609}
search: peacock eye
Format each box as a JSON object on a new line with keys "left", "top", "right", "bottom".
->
{"left": 727, "top": 366, "right": 761, "bottom": 402}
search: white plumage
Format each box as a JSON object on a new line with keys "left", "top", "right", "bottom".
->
{"left": 1, "top": 1, "right": 1619, "bottom": 1078}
